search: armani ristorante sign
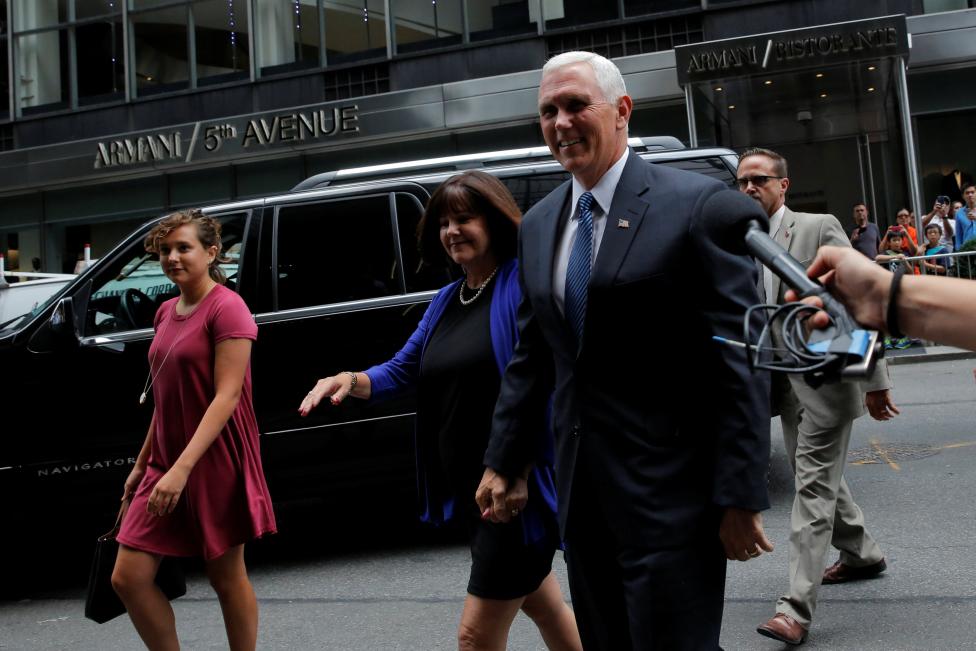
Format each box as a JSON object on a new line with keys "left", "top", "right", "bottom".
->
{"left": 674, "top": 15, "right": 909, "bottom": 85}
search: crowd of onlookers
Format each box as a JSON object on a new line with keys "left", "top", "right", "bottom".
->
{"left": 847, "top": 181, "right": 976, "bottom": 348}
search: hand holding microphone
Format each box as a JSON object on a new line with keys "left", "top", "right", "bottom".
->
{"left": 701, "top": 190, "right": 881, "bottom": 381}
{"left": 782, "top": 246, "right": 889, "bottom": 332}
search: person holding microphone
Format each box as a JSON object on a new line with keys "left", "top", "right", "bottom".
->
{"left": 787, "top": 245, "right": 976, "bottom": 352}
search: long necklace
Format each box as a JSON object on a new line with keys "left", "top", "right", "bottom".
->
{"left": 458, "top": 266, "right": 498, "bottom": 306}
{"left": 139, "top": 315, "right": 190, "bottom": 405}
{"left": 140, "top": 284, "right": 216, "bottom": 404}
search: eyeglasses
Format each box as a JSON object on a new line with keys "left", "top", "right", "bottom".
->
{"left": 735, "top": 175, "right": 783, "bottom": 189}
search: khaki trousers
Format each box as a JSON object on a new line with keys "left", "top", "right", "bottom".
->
{"left": 775, "top": 385, "right": 885, "bottom": 627}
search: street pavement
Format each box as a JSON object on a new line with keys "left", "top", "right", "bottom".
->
{"left": 2, "top": 357, "right": 975, "bottom": 650}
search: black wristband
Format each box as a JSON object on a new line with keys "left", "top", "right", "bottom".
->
{"left": 886, "top": 266, "right": 906, "bottom": 338}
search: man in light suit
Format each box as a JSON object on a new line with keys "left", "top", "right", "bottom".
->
{"left": 475, "top": 51, "right": 773, "bottom": 650}
{"left": 737, "top": 148, "right": 898, "bottom": 645}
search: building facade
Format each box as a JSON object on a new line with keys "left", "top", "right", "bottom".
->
{"left": 0, "top": 0, "right": 974, "bottom": 273}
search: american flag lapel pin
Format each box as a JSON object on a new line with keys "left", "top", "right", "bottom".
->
{"left": 617, "top": 218, "right": 630, "bottom": 229}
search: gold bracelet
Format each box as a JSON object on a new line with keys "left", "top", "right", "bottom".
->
{"left": 343, "top": 371, "right": 358, "bottom": 390}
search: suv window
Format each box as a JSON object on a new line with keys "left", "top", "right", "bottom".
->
{"left": 395, "top": 192, "right": 453, "bottom": 293}
{"left": 275, "top": 195, "right": 400, "bottom": 310}
{"left": 500, "top": 172, "right": 570, "bottom": 214}
{"left": 87, "top": 214, "right": 246, "bottom": 334}
{"left": 658, "top": 157, "right": 736, "bottom": 187}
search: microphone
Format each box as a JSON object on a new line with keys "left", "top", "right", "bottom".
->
{"left": 702, "top": 190, "right": 857, "bottom": 331}
{"left": 700, "top": 189, "right": 880, "bottom": 381}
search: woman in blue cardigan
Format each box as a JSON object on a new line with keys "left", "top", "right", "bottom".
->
{"left": 299, "top": 171, "right": 580, "bottom": 651}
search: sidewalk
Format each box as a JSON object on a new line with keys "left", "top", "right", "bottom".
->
{"left": 884, "top": 343, "right": 976, "bottom": 365}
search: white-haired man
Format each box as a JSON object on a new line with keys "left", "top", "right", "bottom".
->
{"left": 476, "top": 51, "right": 773, "bottom": 650}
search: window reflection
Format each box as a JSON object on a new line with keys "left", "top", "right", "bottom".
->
{"left": 393, "top": 0, "right": 462, "bottom": 54}
{"left": 12, "top": 0, "right": 68, "bottom": 32}
{"left": 255, "top": 0, "right": 321, "bottom": 74}
{"left": 194, "top": 0, "right": 251, "bottom": 85}
{"left": 77, "top": 16, "right": 125, "bottom": 104}
{"left": 325, "top": 0, "right": 387, "bottom": 64}
{"left": 624, "top": 0, "right": 699, "bottom": 16}
{"left": 75, "top": 0, "right": 122, "bottom": 20}
{"left": 543, "top": 0, "right": 617, "bottom": 30}
{"left": 132, "top": 5, "right": 190, "bottom": 94}
{"left": 467, "top": 0, "right": 536, "bottom": 42}
{"left": 0, "top": 0, "right": 8, "bottom": 118}
{"left": 16, "top": 29, "right": 70, "bottom": 111}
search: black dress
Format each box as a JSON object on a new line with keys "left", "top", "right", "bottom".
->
{"left": 420, "top": 278, "right": 554, "bottom": 599}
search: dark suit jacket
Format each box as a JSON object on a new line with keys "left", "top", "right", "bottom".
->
{"left": 484, "top": 151, "right": 771, "bottom": 547}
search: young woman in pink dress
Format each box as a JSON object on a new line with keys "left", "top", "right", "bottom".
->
{"left": 111, "top": 210, "right": 276, "bottom": 651}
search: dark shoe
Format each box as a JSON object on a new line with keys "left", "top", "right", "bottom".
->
{"left": 822, "top": 558, "right": 887, "bottom": 584}
{"left": 757, "top": 613, "right": 808, "bottom": 645}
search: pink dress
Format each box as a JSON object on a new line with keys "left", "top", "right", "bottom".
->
{"left": 117, "top": 284, "right": 277, "bottom": 560}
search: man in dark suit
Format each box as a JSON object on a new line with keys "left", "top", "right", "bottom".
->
{"left": 475, "top": 51, "right": 772, "bottom": 650}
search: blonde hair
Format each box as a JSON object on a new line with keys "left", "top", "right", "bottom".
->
{"left": 144, "top": 209, "right": 229, "bottom": 284}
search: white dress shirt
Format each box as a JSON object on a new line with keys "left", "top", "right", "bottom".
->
{"left": 552, "top": 149, "right": 630, "bottom": 316}
{"left": 762, "top": 204, "right": 786, "bottom": 303}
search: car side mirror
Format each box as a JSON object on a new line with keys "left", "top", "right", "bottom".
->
{"left": 28, "top": 296, "right": 81, "bottom": 353}
{"left": 51, "top": 296, "right": 75, "bottom": 333}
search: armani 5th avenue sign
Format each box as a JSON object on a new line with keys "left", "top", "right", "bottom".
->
{"left": 94, "top": 105, "right": 361, "bottom": 170}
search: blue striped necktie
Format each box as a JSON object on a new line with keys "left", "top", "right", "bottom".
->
{"left": 565, "top": 191, "right": 595, "bottom": 344}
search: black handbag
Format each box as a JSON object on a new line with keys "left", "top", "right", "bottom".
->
{"left": 84, "top": 500, "right": 187, "bottom": 624}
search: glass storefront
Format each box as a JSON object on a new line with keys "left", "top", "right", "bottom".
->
{"left": 688, "top": 58, "right": 910, "bottom": 230}
{"left": 916, "top": 109, "right": 976, "bottom": 209}
{"left": 910, "top": 67, "right": 976, "bottom": 209}
{"left": 0, "top": 192, "right": 42, "bottom": 276}
{"left": 678, "top": 16, "right": 920, "bottom": 235}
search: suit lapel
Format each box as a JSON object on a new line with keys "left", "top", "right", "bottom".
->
{"left": 536, "top": 183, "right": 571, "bottom": 306}
{"left": 589, "top": 151, "right": 651, "bottom": 288}
{"left": 533, "top": 183, "right": 578, "bottom": 352}
{"left": 772, "top": 207, "right": 797, "bottom": 302}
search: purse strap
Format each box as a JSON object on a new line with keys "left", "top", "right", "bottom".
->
{"left": 100, "top": 498, "right": 131, "bottom": 541}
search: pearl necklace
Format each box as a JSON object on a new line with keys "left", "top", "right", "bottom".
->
{"left": 458, "top": 266, "right": 498, "bottom": 306}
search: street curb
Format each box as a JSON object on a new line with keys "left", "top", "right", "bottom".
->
{"left": 885, "top": 350, "right": 976, "bottom": 366}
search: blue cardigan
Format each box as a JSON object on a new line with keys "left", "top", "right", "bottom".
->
{"left": 364, "top": 258, "right": 558, "bottom": 546}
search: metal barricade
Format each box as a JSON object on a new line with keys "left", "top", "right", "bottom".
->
{"left": 876, "top": 250, "right": 976, "bottom": 279}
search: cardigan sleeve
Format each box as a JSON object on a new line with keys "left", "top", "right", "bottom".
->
{"left": 363, "top": 282, "right": 457, "bottom": 403}
{"left": 364, "top": 302, "right": 432, "bottom": 403}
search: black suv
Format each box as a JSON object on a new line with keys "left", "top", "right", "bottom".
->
{"left": 0, "top": 138, "right": 739, "bottom": 550}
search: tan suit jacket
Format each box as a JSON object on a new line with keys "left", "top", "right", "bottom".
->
{"left": 770, "top": 207, "right": 891, "bottom": 421}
